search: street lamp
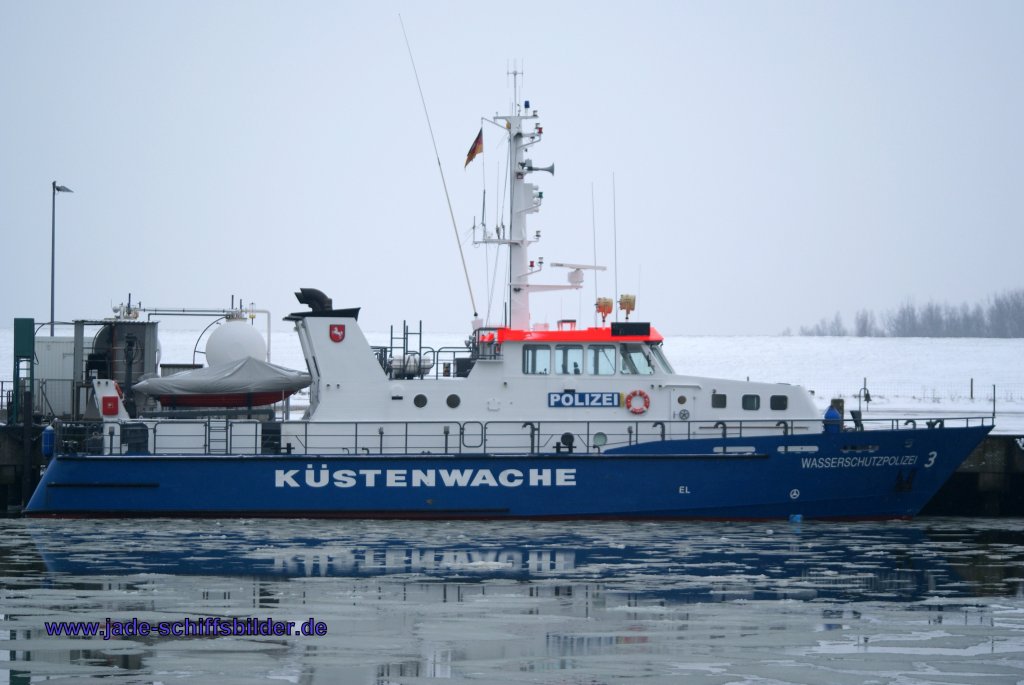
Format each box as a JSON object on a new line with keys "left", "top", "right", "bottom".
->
{"left": 50, "top": 181, "right": 73, "bottom": 336}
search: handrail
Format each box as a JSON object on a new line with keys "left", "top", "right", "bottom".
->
{"left": 50, "top": 414, "right": 994, "bottom": 457}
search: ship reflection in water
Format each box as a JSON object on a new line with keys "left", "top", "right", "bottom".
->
{"left": 3, "top": 519, "right": 1024, "bottom": 684}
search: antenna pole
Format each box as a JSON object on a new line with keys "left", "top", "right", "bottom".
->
{"left": 612, "top": 173, "right": 619, "bottom": 323}
{"left": 506, "top": 66, "right": 523, "bottom": 328}
{"left": 399, "top": 16, "right": 478, "bottom": 318}
{"left": 591, "top": 182, "right": 598, "bottom": 327}
{"left": 507, "top": 64, "right": 519, "bottom": 316}
{"left": 510, "top": 61, "right": 521, "bottom": 114}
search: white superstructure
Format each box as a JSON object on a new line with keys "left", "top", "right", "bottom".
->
{"left": 279, "top": 98, "right": 820, "bottom": 456}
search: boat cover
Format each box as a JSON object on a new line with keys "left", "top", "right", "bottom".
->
{"left": 133, "top": 357, "right": 311, "bottom": 397}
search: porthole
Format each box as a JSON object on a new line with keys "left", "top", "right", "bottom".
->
{"left": 677, "top": 395, "right": 687, "bottom": 405}
{"left": 446, "top": 394, "right": 461, "bottom": 408}
{"left": 414, "top": 394, "right": 428, "bottom": 408}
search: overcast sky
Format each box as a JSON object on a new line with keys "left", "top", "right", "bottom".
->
{"left": 2, "top": 1, "right": 1022, "bottom": 336}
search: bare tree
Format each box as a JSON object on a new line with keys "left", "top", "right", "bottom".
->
{"left": 886, "top": 301, "right": 919, "bottom": 337}
{"left": 854, "top": 309, "right": 880, "bottom": 337}
{"left": 798, "top": 289, "right": 1024, "bottom": 338}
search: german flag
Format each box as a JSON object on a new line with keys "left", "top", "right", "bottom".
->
{"left": 464, "top": 127, "right": 483, "bottom": 168}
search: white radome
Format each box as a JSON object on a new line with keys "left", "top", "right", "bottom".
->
{"left": 205, "top": 320, "right": 267, "bottom": 366}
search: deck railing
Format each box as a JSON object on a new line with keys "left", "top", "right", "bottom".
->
{"left": 49, "top": 414, "right": 994, "bottom": 458}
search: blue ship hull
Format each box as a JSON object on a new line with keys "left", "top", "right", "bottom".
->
{"left": 25, "top": 424, "right": 991, "bottom": 519}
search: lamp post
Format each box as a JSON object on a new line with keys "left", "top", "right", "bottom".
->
{"left": 857, "top": 378, "right": 872, "bottom": 414}
{"left": 50, "top": 181, "right": 74, "bottom": 336}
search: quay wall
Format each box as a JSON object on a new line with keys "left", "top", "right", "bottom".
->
{"left": 0, "top": 425, "right": 43, "bottom": 510}
{"left": 922, "top": 434, "right": 1024, "bottom": 516}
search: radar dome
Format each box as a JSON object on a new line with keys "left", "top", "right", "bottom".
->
{"left": 205, "top": 320, "right": 267, "bottom": 366}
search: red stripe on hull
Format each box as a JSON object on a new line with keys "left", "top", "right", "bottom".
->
{"left": 157, "top": 390, "right": 297, "bottom": 408}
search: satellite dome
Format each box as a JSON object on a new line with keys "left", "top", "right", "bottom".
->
{"left": 205, "top": 320, "right": 267, "bottom": 366}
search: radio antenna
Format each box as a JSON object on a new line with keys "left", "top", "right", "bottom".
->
{"left": 591, "top": 182, "right": 599, "bottom": 327}
{"left": 612, "top": 172, "right": 619, "bottom": 323}
{"left": 507, "top": 60, "right": 524, "bottom": 115}
{"left": 399, "top": 15, "right": 478, "bottom": 319}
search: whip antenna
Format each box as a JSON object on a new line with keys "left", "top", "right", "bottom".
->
{"left": 591, "top": 181, "right": 598, "bottom": 327}
{"left": 399, "top": 15, "right": 478, "bottom": 318}
{"left": 613, "top": 172, "right": 619, "bottom": 322}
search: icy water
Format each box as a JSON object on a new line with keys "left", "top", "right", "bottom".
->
{"left": 2, "top": 519, "right": 1024, "bottom": 684}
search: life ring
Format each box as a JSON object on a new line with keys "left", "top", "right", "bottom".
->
{"left": 625, "top": 389, "right": 650, "bottom": 415}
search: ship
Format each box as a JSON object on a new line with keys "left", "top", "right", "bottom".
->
{"left": 24, "top": 94, "right": 992, "bottom": 519}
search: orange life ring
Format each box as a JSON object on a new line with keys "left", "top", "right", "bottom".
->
{"left": 625, "top": 389, "right": 650, "bottom": 415}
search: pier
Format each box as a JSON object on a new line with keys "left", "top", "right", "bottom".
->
{"left": 0, "top": 424, "right": 43, "bottom": 511}
{"left": 923, "top": 434, "right": 1024, "bottom": 516}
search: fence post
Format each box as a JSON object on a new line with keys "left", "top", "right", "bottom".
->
{"left": 20, "top": 388, "right": 33, "bottom": 507}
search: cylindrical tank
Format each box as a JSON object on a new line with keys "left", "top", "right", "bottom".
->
{"left": 205, "top": 320, "right": 267, "bottom": 366}
{"left": 42, "top": 424, "right": 55, "bottom": 457}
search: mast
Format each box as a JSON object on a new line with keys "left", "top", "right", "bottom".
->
{"left": 474, "top": 75, "right": 597, "bottom": 330}
{"left": 496, "top": 100, "right": 542, "bottom": 330}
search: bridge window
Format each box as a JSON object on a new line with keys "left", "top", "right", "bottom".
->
{"left": 555, "top": 345, "right": 584, "bottom": 375}
{"left": 711, "top": 393, "right": 727, "bottom": 408}
{"left": 770, "top": 395, "right": 788, "bottom": 410}
{"left": 522, "top": 345, "right": 551, "bottom": 374}
{"left": 650, "top": 343, "right": 674, "bottom": 373}
{"left": 619, "top": 343, "right": 655, "bottom": 375}
{"left": 588, "top": 345, "right": 616, "bottom": 375}
{"left": 742, "top": 394, "right": 761, "bottom": 410}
